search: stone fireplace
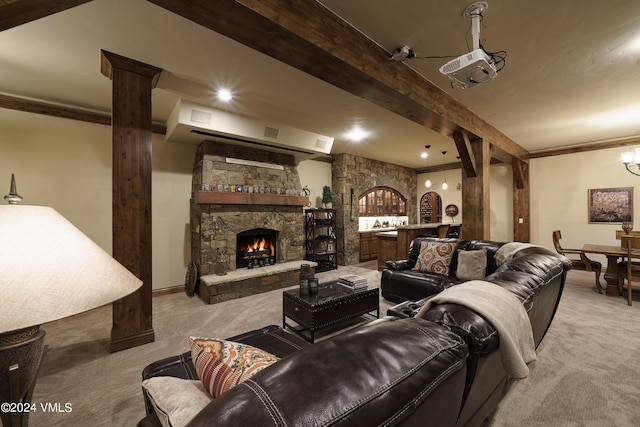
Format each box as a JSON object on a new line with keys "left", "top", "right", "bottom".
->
{"left": 190, "top": 141, "right": 312, "bottom": 303}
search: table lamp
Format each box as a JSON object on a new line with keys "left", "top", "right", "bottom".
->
{"left": 0, "top": 175, "right": 142, "bottom": 426}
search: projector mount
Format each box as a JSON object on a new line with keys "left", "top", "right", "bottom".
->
{"left": 390, "top": 1, "right": 505, "bottom": 89}
{"left": 464, "top": 2, "right": 488, "bottom": 50}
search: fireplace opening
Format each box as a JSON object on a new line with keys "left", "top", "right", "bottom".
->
{"left": 236, "top": 228, "right": 277, "bottom": 268}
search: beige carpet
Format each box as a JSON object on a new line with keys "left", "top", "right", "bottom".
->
{"left": 26, "top": 265, "right": 640, "bottom": 426}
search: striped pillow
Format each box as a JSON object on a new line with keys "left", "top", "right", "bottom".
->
{"left": 189, "top": 337, "right": 279, "bottom": 398}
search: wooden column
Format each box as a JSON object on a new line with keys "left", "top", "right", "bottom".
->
{"left": 513, "top": 158, "right": 531, "bottom": 242}
{"left": 461, "top": 138, "right": 492, "bottom": 240}
{"left": 100, "top": 50, "right": 161, "bottom": 353}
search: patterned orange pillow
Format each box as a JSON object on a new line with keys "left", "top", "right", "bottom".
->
{"left": 413, "top": 241, "right": 456, "bottom": 275}
{"left": 189, "top": 337, "right": 280, "bottom": 398}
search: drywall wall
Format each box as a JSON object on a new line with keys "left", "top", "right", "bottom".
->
{"left": 530, "top": 146, "right": 638, "bottom": 264}
{"left": 0, "top": 109, "right": 196, "bottom": 290}
{"left": 297, "top": 159, "right": 332, "bottom": 208}
{"left": 417, "top": 165, "right": 514, "bottom": 242}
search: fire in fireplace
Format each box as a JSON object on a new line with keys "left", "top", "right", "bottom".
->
{"left": 236, "top": 228, "right": 277, "bottom": 268}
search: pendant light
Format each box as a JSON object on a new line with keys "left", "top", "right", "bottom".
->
{"left": 441, "top": 151, "right": 448, "bottom": 190}
{"left": 423, "top": 145, "right": 432, "bottom": 187}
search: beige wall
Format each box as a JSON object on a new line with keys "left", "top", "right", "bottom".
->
{"left": 297, "top": 159, "right": 332, "bottom": 208}
{"left": 416, "top": 165, "right": 514, "bottom": 242}
{"left": 3, "top": 106, "right": 636, "bottom": 278}
{"left": 416, "top": 168, "right": 463, "bottom": 226}
{"left": 531, "top": 147, "right": 638, "bottom": 264}
{"left": 0, "top": 109, "right": 196, "bottom": 290}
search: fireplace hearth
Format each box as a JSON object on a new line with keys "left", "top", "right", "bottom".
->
{"left": 236, "top": 228, "right": 277, "bottom": 268}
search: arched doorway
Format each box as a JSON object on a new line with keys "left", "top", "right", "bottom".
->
{"left": 420, "top": 191, "right": 442, "bottom": 223}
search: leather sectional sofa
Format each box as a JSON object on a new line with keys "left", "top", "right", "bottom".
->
{"left": 137, "top": 237, "right": 570, "bottom": 427}
{"left": 381, "top": 237, "right": 507, "bottom": 303}
{"left": 384, "top": 237, "right": 571, "bottom": 425}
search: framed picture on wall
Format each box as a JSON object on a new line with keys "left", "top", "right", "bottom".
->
{"left": 588, "top": 187, "right": 633, "bottom": 223}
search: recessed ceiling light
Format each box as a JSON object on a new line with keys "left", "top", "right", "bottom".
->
{"left": 345, "top": 127, "right": 369, "bottom": 142}
{"left": 217, "top": 89, "right": 232, "bottom": 101}
{"left": 421, "top": 152, "right": 428, "bottom": 159}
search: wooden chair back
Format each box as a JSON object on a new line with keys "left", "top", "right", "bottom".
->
{"left": 621, "top": 235, "right": 640, "bottom": 306}
{"left": 437, "top": 224, "right": 450, "bottom": 238}
{"left": 616, "top": 230, "right": 640, "bottom": 248}
{"left": 552, "top": 230, "right": 564, "bottom": 254}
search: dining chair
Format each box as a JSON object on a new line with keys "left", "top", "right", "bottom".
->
{"left": 552, "top": 230, "right": 603, "bottom": 293}
{"left": 618, "top": 235, "right": 640, "bottom": 306}
{"left": 437, "top": 224, "right": 450, "bottom": 238}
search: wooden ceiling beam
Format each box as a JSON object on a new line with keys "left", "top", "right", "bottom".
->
{"left": 452, "top": 130, "right": 478, "bottom": 178}
{"left": 145, "top": 0, "right": 529, "bottom": 162}
{"left": 0, "top": 93, "right": 167, "bottom": 135}
{"left": 0, "top": 0, "right": 93, "bottom": 31}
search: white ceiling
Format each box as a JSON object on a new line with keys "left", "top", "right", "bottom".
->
{"left": 1, "top": 0, "right": 640, "bottom": 169}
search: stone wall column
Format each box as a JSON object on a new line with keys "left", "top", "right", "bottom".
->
{"left": 332, "top": 154, "right": 417, "bottom": 266}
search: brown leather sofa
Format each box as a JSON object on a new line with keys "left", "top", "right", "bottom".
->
{"left": 137, "top": 320, "right": 469, "bottom": 427}
{"left": 381, "top": 237, "right": 507, "bottom": 303}
{"left": 137, "top": 238, "right": 570, "bottom": 427}
{"left": 385, "top": 237, "right": 571, "bottom": 426}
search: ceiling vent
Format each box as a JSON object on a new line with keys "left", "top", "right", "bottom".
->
{"left": 165, "top": 99, "right": 334, "bottom": 161}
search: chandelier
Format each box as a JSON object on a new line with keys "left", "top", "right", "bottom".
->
{"left": 621, "top": 149, "right": 640, "bottom": 176}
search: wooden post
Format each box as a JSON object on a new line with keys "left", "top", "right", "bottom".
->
{"left": 100, "top": 50, "right": 161, "bottom": 353}
{"left": 461, "top": 138, "right": 491, "bottom": 240}
{"left": 513, "top": 159, "right": 531, "bottom": 242}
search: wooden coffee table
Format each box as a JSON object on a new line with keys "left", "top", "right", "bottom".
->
{"left": 282, "top": 280, "right": 379, "bottom": 343}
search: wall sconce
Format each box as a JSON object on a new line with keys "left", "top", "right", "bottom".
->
{"left": 621, "top": 149, "right": 640, "bottom": 176}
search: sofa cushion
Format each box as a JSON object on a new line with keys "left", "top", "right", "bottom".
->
{"left": 413, "top": 241, "right": 456, "bottom": 275}
{"left": 456, "top": 249, "right": 487, "bottom": 280}
{"left": 189, "top": 337, "right": 279, "bottom": 398}
{"left": 142, "top": 377, "right": 212, "bottom": 427}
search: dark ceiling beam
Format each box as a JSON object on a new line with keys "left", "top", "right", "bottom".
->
{"left": 0, "top": 93, "right": 167, "bottom": 135}
{"left": 145, "top": 0, "right": 529, "bottom": 162}
{"left": 0, "top": 0, "right": 93, "bottom": 31}
{"left": 529, "top": 137, "right": 640, "bottom": 158}
{"left": 415, "top": 162, "right": 461, "bottom": 174}
{"left": 452, "top": 130, "right": 477, "bottom": 178}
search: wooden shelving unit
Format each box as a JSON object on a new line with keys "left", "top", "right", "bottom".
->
{"left": 304, "top": 208, "right": 338, "bottom": 272}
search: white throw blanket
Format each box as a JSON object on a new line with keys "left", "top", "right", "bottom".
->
{"left": 495, "top": 242, "right": 537, "bottom": 266}
{"left": 416, "top": 280, "right": 536, "bottom": 379}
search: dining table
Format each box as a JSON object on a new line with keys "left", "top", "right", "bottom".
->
{"left": 582, "top": 243, "right": 640, "bottom": 296}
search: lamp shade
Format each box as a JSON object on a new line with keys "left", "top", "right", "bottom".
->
{"left": 0, "top": 205, "right": 142, "bottom": 333}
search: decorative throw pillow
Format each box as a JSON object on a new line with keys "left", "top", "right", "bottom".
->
{"left": 413, "top": 241, "right": 456, "bottom": 275}
{"left": 189, "top": 337, "right": 280, "bottom": 398}
{"left": 142, "top": 377, "right": 212, "bottom": 427}
{"left": 456, "top": 249, "right": 487, "bottom": 280}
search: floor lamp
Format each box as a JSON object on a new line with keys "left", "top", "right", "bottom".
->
{"left": 0, "top": 175, "right": 142, "bottom": 426}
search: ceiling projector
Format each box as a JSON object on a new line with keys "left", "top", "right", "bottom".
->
{"left": 439, "top": 48, "right": 497, "bottom": 89}
{"left": 438, "top": 1, "right": 503, "bottom": 89}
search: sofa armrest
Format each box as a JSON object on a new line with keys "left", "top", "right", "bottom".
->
{"left": 385, "top": 259, "right": 412, "bottom": 270}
